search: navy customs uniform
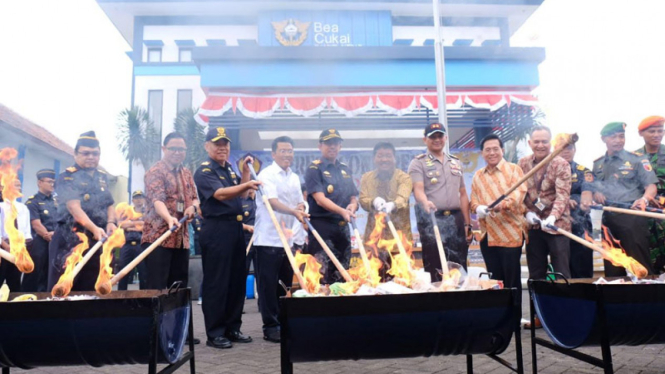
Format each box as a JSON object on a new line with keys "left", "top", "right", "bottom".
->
{"left": 241, "top": 193, "right": 256, "bottom": 275}
{"left": 304, "top": 130, "right": 359, "bottom": 284}
{"left": 23, "top": 169, "right": 58, "bottom": 292}
{"left": 194, "top": 127, "right": 249, "bottom": 346}
{"left": 569, "top": 161, "right": 594, "bottom": 278}
{"left": 117, "top": 190, "right": 147, "bottom": 290}
{"left": 48, "top": 132, "right": 115, "bottom": 291}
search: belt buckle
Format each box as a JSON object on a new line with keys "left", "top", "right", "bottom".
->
{"left": 131, "top": 241, "right": 137, "bottom": 245}
{"left": 443, "top": 210, "right": 451, "bottom": 216}
{"left": 339, "top": 221, "right": 346, "bottom": 226}
{"left": 236, "top": 215, "right": 243, "bottom": 222}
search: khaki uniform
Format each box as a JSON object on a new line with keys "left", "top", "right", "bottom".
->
{"left": 408, "top": 152, "right": 468, "bottom": 281}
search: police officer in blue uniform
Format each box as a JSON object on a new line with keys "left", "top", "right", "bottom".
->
{"left": 117, "top": 190, "right": 147, "bottom": 290}
{"left": 305, "top": 129, "right": 359, "bottom": 284}
{"left": 23, "top": 169, "right": 58, "bottom": 292}
{"left": 48, "top": 131, "right": 117, "bottom": 291}
{"left": 194, "top": 127, "right": 261, "bottom": 349}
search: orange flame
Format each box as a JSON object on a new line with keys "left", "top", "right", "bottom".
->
{"left": 348, "top": 256, "right": 382, "bottom": 287}
{"left": 52, "top": 232, "right": 89, "bottom": 297}
{"left": 294, "top": 251, "right": 323, "bottom": 294}
{"left": 0, "top": 148, "right": 34, "bottom": 273}
{"left": 95, "top": 228, "right": 125, "bottom": 294}
{"left": 365, "top": 213, "right": 418, "bottom": 286}
{"left": 115, "top": 202, "right": 143, "bottom": 221}
{"left": 440, "top": 269, "right": 462, "bottom": 291}
{"left": 584, "top": 228, "right": 648, "bottom": 279}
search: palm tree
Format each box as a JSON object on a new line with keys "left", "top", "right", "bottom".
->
{"left": 173, "top": 108, "right": 207, "bottom": 172}
{"left": 116, "top": 107, "right": 160, "bottom": 184}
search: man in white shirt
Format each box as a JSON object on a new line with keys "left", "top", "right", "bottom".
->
{"left": 253, "top": 136, "right": 308, "bottom": 343}
{"left": 0, "top": 179, "right": 33, "bottom": 290}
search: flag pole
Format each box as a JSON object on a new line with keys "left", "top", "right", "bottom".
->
{"left": 432, "top": 0, "right": 450, "bottom": 154}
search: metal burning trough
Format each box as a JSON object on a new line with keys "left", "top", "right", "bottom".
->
{"left": 279, "top": 288, "right": 523, "bottom": 374}
{"left": 0, "top": 286, "right": 194, "bottom": 374}
{"left": 529, "top": 276, "right": 665, "bottom": 374}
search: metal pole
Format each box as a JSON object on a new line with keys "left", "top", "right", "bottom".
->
{"left": 432, "top": 0, "right": 450, "bottom": 154}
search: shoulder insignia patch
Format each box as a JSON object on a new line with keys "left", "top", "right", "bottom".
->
{"left": 202, "top": 168, "right": 212, "bottom": 173}
{"left": 576, "top": 164, "right": 585, "bottom": 171}
{"left": 64, "top": 177, "right": 74, "bottom": 181}
{"left": 309, "top": 165, "right": 318, "bottom": 169}
{"left": 29, "top": 195, "right": 35, "bottom": 199}
{"left": 448, "top": 153, "right": 460, "bottom": 160}
{"left": 97, "top": 169, "right": 106, "bottom": 174}
{"left": 201, "top": 161, "right": 210, "bottom": 166}
{"left": 415, "top": 154, "right": 426, "bottom": 159}
{"left": 641, "top": 159, "right": 653, "bottom": 172}
{"left": 634, "top": 150, "right": 644, "bottom": 157}
{"left": 66, "top": 167, "right": 77, "bottom": 173}
{"left": 312, "top": 159, "right": 321, "bottom": 165}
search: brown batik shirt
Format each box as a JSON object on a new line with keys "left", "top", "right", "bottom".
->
{"left": 518, "top": 154, "right": 572, "bottom": 233}
{"left": 142, "top": 160, "right": 197, "bottom": 249}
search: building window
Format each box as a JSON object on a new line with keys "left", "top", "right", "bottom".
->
{"left": 147, "top": 48, "right": 162, "bottom": 62}
{"left": 179, "top": 48, "right": 192, "bottom": 63}
{"left": 148, "top": 90, "right": 163, "bottom": 160}
{"left": 177, "top": 89, "right": 193, "bottom": 114}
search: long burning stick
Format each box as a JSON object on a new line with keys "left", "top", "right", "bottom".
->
{"left": 382, "top": 212, "right": 411, "bottom": 263}
{"left": 429, "top": 211, "right": 449, "bottom": 276}
{"left": 70, "top": 237, "right": 107, "bottom": 280}
{"left": 303, "top": 217, "right": 353, "bottom": 283}
{"left": 349, "top": 218, "right": 372, "bottom": 280}
{"left": 599, "top": 205, "right": 665, "bottom": 220}
{"left": 0, "top": 248, "right": 15, "bottom": 264}
{"left": 538, "top": 219, "right": 648, "bottom": 279}
{"left": 245, "top": 235, "right": 255, "bottom": 255}
{"left": 247, "top": 164, "right": 309, "bottom": 289}
{"left": 488, "top": 133, "right": 579, "bottom": 209}
{"left": 97, "top": 217, "right": 188, "bottom": 294}
{"left": 605, "top": 200, "right": 665, "bottom": 214}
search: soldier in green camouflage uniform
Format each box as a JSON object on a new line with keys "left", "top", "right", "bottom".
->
{"left": 635, "top": 115, "right": 665, "bottom": 273}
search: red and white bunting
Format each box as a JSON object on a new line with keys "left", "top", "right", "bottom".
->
{"left": 194, "top": 91, "right": 538, "bottom": 125}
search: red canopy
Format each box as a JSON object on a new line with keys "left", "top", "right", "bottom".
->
{"left": 195, "top": 91, "right": 538, "bottom": 125}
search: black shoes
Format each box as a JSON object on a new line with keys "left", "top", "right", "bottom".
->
{"left": 263, "top": 330, "right": 280, "bottom": 343}
{"left": 206, "top": 336, "right": 233, "bottom": 349}
{"left": 192, "top": 338, "right": 201, "bottom": 345}
{"left": 226, "top": 331, "right": 253, "bottom": 343}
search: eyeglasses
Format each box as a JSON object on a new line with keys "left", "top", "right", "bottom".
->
{"left": 167, "top": 147, "right": 187, "bottom": 153}
{"left": 77, "top": 151, "right": 100, "bottom": 157}
{"left": 277, "top": 149, "right": 294, "bottom": 155}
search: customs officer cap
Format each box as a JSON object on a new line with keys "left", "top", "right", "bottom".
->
{"left": 36, "top": 169, "right": 56, "bottom": 180}
{"left": 638, "top": 116, "right": 665, "bottom": 132}
{"left": 76, "top": 131, "right": 99, "bottom": 149}
{"left": 132, "top": 190, "right": 145, "bottom": 198}
{"left": 319, "top": 129, "right": 343, "bottom": 143}
{"left": 424, "top": 122, "right": 446, "bottom": 137}
{"left": 600, "top": 122, "right": 626, "bottom": 137}
{"left": 206, "top": 127, "right": 232, "bottom": 143}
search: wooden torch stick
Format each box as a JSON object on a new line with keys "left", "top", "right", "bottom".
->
{"left": 247, "top": 163, "right": 309, "bottom": 289}
{"left": 540, "top": 220, "right": 648, "bottom": 279}
{"left": 70, "top": 238, "right": 106, "bottom": 280}
{"left": 107, "top": 217, "right": 188, "bottom": 288}
{"left": 304, "top": 217, "right": 353, "bottom": 283}
{"left": 349, "top": 218, "right": 373, "bottom": 280}
{"left": 383, "top": 213, "right": 411, "bottom": 263}
{"left": 0, "top": 248, "right": 16, "bottom": 264}
{"left": 601, "top": 206, "right": 665, "bottom": 220}
{"left": 488, "top": 133, "right": 579, "bottom": 209}
{"left": 245, "top": 235, "right": 255, "bottom": 255}
{"left": 429, "top": 211, "right": 450, "bottom": 276}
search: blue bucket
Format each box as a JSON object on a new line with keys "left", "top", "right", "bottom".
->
{"left": 246, "top": 275, "right": 255, "bottom": 299}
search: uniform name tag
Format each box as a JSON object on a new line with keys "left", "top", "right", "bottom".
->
{"left": 177, "top": 201, "right": 185, "bottom": 213}
{"left": 534, "top": 198, "right": 546, "bottom": 212}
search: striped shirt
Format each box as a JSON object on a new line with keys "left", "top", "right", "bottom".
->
{"left": 470, "top": 159, "right": 527, "bottom": 247}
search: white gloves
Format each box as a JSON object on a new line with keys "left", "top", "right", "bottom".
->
{"left": 384, "top": 202, "right": 396, "bottom": 214}
{"left": 541, "top": 215, "right": 556, "bottom": 229}
{"left": 475, "top": 205, "right": 489, "bottom": 219}
{"left": 525, "top": 212, "right": 539, "bottom": 225}
{"left": 372, "top": 197, "right": 386, "bottom": 211}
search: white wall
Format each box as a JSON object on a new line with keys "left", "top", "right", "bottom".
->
{"left": 393, "top": 26, "right": 501, "bottom": 46}
{"left": 0, "top": 129, "right": 72, "bottom": 201}
{"left": 143, "top": 25, "right": 258, "bottom": 62}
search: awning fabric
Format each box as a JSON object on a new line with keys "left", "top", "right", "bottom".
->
{"left": 195, "top": 91, "right": 538, "bottom": 125}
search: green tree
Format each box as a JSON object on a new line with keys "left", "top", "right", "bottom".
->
{"left": 173, "top": 108, "right": 207, "bottom": 172}
{"left": 116, "top": 106, "right": 160, "bottom": 175}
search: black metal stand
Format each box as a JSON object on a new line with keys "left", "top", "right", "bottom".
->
{"left": 529, "top": 278, "right": 615, "bottom": 374}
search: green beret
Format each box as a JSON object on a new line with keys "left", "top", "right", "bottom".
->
{"left": 600, "top": 122, "right": 626, "bottom": 137}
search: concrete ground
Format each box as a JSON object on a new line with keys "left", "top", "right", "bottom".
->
{"left": 6, "top": 290, "right": 665, "bottom": 374}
